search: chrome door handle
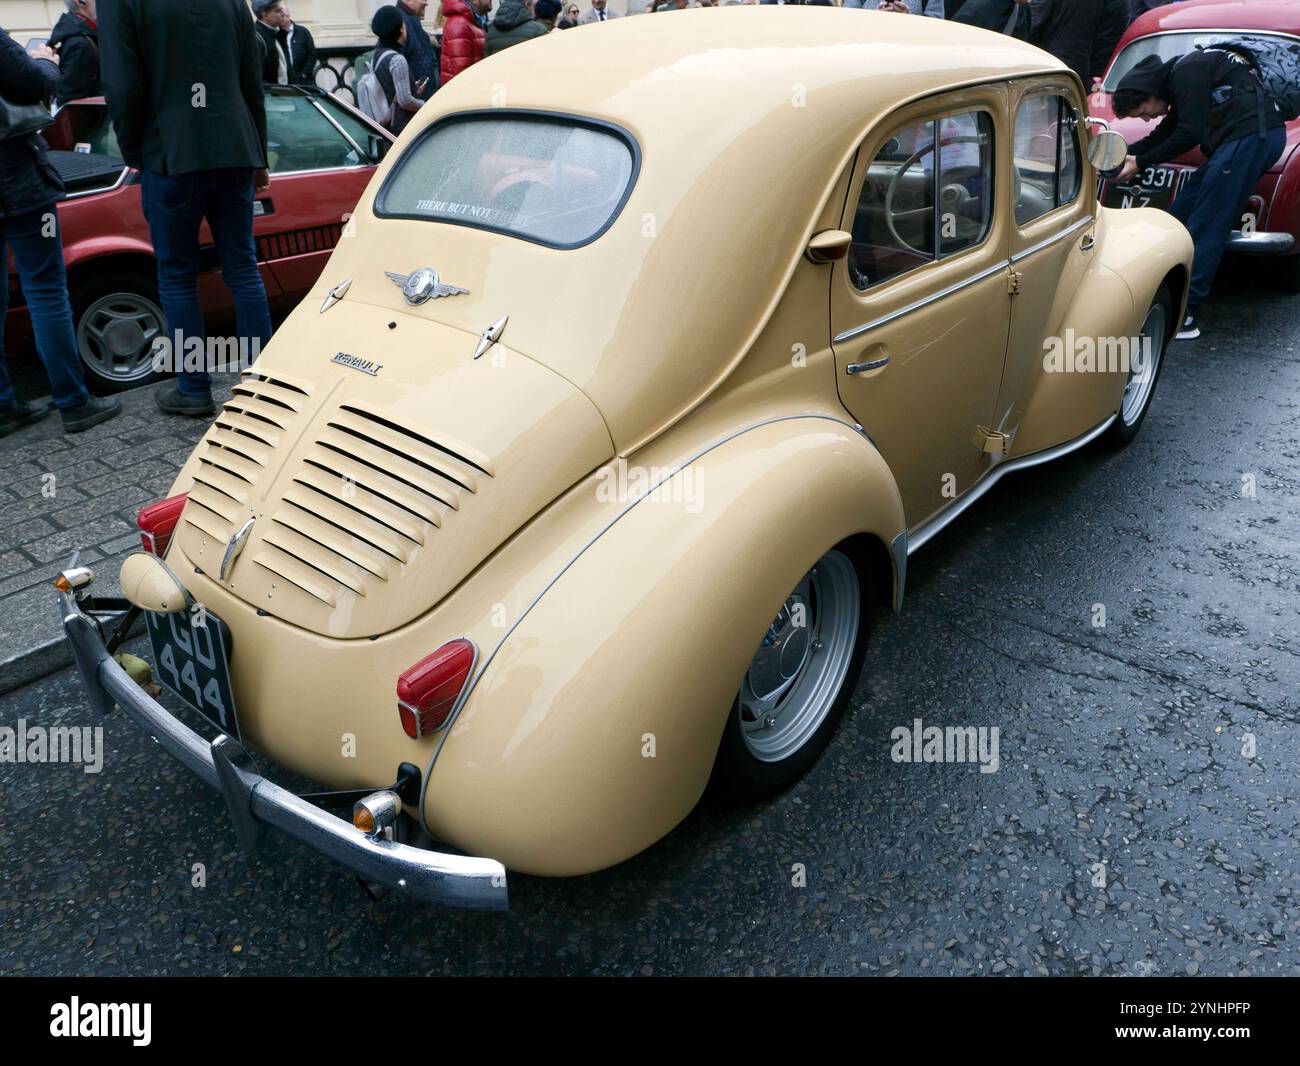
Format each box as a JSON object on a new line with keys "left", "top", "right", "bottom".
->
{"left": 1080, "top": 233, "right": 1096, "bottom": 251}
{"left": 847, "top": 356, "right": 890, "bottom": 375}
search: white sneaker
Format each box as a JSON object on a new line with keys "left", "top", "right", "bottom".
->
{"left": 1175, "top": 314, "right": 1200, "bottom": 341}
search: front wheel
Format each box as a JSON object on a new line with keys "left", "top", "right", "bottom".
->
{"left": 711, "top": 547, "right": 872, "bottom": 800}
{"left": 1102, "top": 284, "right": 1171, "bottom": 449}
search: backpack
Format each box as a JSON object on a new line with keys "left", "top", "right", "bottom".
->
{"left": 355, "top": 49, "right": 397, "bottom": 128}
{"left": 1205, "top": 38, "right": 1300, "bottom": 122}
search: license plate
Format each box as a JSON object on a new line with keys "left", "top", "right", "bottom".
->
{"left": 146, "top": 608, "right": 240, "bottom": 741}
{"left": 1102, "top": 165, "right": 1186, "bottom": 211}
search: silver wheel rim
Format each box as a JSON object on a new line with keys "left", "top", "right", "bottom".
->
{"left": 738, "top": 549, "right": 860, "bottom": 763}
{"left": 1121, "top": 302, "right": 1166, "bottom": 427}
{"left": 77, "top": 291, "right": 166, "bottom": 384}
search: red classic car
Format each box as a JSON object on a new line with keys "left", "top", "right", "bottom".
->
{"left": 1092, "top": 0, "right": 1300, "bottom": 290}
{"left": 4, "top": 85, "right": 391, "bottom": 392}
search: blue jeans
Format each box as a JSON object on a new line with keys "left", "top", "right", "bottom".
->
{"left": 0, "top": 207, "right": 89, "bottom": 411}
{"left": 1170, "top": 126, "right": 1286, "bottom": 311}
{"left": 140, "top": 167, "right": 272, "bottom": 397}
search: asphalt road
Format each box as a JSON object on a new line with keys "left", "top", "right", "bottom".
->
{"left": 2, "top": 265, "right": 1298, "bottom": 977}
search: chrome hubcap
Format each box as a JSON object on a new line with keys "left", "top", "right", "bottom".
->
{"left": 77, "top": 292, "right": 165, "bottom": 383}
{"left": 738, "top": 550, "right": 859, "bottom": 763}
{"left": 1121, "top": 302, "right": 1166, "bottom": 426}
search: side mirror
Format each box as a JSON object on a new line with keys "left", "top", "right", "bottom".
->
{"left": 1086, "top": 129, "right": 1128, "bottom": 178}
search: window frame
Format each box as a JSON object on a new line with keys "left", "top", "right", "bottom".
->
{"left": 1011, "top": 91, "right": 1083, "bottom": 228}
{"left": 847, "top": 104, "right": 998, "bottom": 293}
{"left": 372, "top": 108, "right": 643, "bottom": 251}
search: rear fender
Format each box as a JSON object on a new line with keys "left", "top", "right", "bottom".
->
{"left": 421, "top": 415, "right": 905, "bottom": 876}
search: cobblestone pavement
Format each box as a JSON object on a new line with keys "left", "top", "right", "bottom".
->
{"left": 0, "top": 276, "right": 1297, "bottom": 976}
{"left": 0, "top": 377, "right": 236, "bottom": 692}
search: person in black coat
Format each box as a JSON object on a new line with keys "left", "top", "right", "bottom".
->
{"left": 253, "top": 0, "right": 291, "bottom": 84}
{"left": 99, "top": 0, "right": 273, "bottom": 415}
{"left": 49, "top": 0, "right": 101, "bottom": 105}
{"left": 1027, "top": 0, "right": 1104, "bottom": 88}
{"left": 281, "top": 13, "right": 320, "bottom": 86}
{"left": 0, "top": 28, "right": 119, "bottom": 435}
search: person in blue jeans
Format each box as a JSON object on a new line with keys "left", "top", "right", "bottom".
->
{"left": 100, "top": 0, "right": 273, "bottom": 417}
{"left": 0, "top": 29, "right": 120, "bottom": 438}
{"left": 1114, "top": 51, "right": 1287, "bottom": 340}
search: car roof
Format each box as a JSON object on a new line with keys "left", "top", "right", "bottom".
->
{"left": 1125, "top": 0, "right": 1300, "bottom": 39}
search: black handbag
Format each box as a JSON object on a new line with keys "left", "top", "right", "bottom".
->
{"left": 0, "top": 92, "right": 52, "bottom": 142}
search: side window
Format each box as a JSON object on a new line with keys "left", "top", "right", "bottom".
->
{"left": 849, "top": 111, "right": 994, "bottom": 291}
{"left": 1013, "top": 94, "right": 1082, "bottom": 225}
{"left": 265, "top": 93, "right": 365, "bottom": 174}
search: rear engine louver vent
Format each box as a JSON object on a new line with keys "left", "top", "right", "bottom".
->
{"left": 252, "top": 404, "right": 494, "bottom": 606}
{"left": 183, "top": 372, "right": 312, "bottom": 544}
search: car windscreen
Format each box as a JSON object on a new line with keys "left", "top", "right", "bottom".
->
{"left": 1102, "top": 31, "right": 1300, "bottom": 91}
{"left": 374, "top": 114, "right": 637, "bottom": 249}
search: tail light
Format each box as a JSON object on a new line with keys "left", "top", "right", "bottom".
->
{"left": 137, "top": 492, "right": 188, "bottom": 555}
{"left": 397, "top": 638, "right": 475, "bottom": 739}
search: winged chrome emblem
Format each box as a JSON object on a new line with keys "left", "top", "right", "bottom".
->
{"left": 385, "top": 267, "right": 470, "bottom": 305}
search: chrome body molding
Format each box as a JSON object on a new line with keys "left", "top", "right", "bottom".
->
{"left": 833, "top": 259, "right": 1011, "bottom": 344}
{"left": 319, "top": 278, "right": 351, "bottom": 313}
{"left": 906, "top": 414, "right": 1116, "bottom": 556}
{"left": 1227, "top": 230, "right": 1295, "bottom": 254}
{"left": 473, "top": 314, "right": 509, "bottom": 360}
{"left": 888, "top": 530, "right": 907, "bottom": 613}
{"left": 1008, "top": 215, "right": 1095, "bottom": 264}
{"left": 57, "top": 589, "right": 508, "bottom": 910}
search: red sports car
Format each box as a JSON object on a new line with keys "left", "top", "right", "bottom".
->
{"left": 1092, "top": 0, "right": 1300, "bottom": 290}
{"left": 4, "top": 85, "right": 392, "bottom": 392}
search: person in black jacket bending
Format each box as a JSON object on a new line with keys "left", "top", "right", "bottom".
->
{"left": 99, "top": 0, "right": 273, "bottom": 416}
{"left": 0, "top": 28, "right": 119, "bottom": 437}
{"left": 1113, "top": 51, "right": 1286, "bottom": 339}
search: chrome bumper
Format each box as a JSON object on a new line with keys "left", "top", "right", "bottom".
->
{"left": 58, "top": 589, "right": 509, "bottom": 910}
{"left": 1227, "top": 230, "right": 1295, "bottom": 253}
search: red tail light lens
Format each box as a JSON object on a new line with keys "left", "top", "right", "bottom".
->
{"left": 398, "top": 638, "right": 476, "bottom": 739}
{"left": 137, "top": 493, "right": 188, "bottom": 556}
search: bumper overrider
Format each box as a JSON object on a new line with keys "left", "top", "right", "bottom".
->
{"left": 57, "top": 582, "right": 509, "bottom": 910}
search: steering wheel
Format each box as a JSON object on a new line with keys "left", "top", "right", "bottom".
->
{"left": 884, "top": 135, "right": 984, "bottom": 256}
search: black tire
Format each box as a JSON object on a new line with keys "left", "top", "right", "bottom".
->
{"left": 1102, "top": 284, "right": 1172, "bottom": 450}
{"left": 70, "top": 269, "right": 169, "bottom": 394}
{"left": 711, "top": 546, "right": 873, "bottom": 801}
{"left": 1282, "top": 255, "right": 1300, "bottom": 294}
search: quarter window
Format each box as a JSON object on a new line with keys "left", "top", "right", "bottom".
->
{"left": 1013, "top": 94, "right": 1082, "bottom": 225}
{"left": 848, "top": 111, "right": 994, "bottom": 291}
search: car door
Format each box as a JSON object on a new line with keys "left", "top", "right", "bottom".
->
{"left": 994, "top": 78, "right": 1096, "bottom": 446}
{"left": 831, "top": 85, "right": 1012, "bottom": 530}
{"left": 257, "top": 89, "right": 387, "bottom": 297}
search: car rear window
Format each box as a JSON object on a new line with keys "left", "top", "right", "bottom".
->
{"left": 374, "top": 113, "right": 638, "bottom": 249}
{"left": 1102, "top": 31, "right": 1300, "bottom": 91}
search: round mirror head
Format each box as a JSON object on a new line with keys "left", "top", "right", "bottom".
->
{"left": 1087, "top": 129, "right": 1129, "bottom": 175}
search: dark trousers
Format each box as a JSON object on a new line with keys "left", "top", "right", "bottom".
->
{"left": 0, "top": 207, "right": 89, "bottom": 411}
{"left": 140, "top": 167, "right": 273, "bottom": 397}
{"left": 1170, "top": 127, "right": 1286, "bottom": 311}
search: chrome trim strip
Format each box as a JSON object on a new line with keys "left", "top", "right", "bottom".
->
{"left": 306, "top": 98, "right": 371, "bottom": 163}
{"left": 889, "top": 531, "right": 907, "bottom": 613}
{"left": 1009, "top": 215, "right": 1094, "bottom": 264}
{"left": 834, "top": 259, "right": 1011, "bottom": 344}
{"left": 906, "top": 415, "right": 1116, "bottom": 555}
{"left": 61, "top": 166, "right": 130, "bottom": 201}
{"left": 58, "top": 590, "right": 507, "bottom": 910}
{"left": 419, "top": 413, "right": 881, "bottom": 818}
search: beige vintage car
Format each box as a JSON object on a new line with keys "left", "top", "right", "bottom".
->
{"left": 60, "top": 10, "right": 1192, "bottom": 909}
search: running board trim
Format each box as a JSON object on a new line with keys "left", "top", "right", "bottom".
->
{"left": 906, "top": 415, "right": 1117, "bottom": 556}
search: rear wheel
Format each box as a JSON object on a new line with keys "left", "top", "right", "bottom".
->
{"left": 71, "top": 270, "right": 168, "bottom": 394}
{"left": 1103, "top": 285, "right": 1171, "bottom": 449}
{"left": 711, "top": 547, "right": 872, "bottom": 800}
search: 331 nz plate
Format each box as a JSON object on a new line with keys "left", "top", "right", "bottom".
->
{"left": 145, "top": 608, "right": 240, "bottom": 741}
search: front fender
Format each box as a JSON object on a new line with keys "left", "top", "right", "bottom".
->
{"left": 422, "top": 416, "right": 905, "bottom": 876}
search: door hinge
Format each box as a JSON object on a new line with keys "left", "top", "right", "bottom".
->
{"left": 973, "top": 425, "right": 1013, "bottom": 456}
{"left": 1006, "top": 268, "right": 1023, "bottom": 295}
